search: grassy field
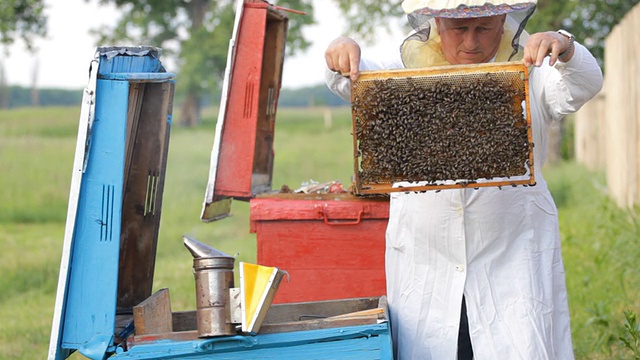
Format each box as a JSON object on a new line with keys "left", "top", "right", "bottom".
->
{"left": 0, "top": 105, "right": 638, "bottom": 359}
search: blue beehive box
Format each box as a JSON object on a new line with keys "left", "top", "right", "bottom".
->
{"left": 46, "top": 43, "right": 393, "bottom": 359}
{"left": 48, "top": 46, "right": 176, "bottom": 360}
{"left": 115, "top": 291, "right": 393, "bottom": 359}
{"left": 47, "top": 2, "right": 394, "bottom": 358}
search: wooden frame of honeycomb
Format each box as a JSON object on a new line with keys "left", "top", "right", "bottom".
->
{"left": 350, "top": 61, "right": 535, "bottom": 195}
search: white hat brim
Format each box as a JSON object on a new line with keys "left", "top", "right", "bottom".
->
{"left": 402, "top": 0, "right": 536, "bottom": 17}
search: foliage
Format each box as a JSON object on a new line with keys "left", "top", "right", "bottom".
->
{"left": 329, "top": 0, "right": 640, "bottom": 67}
{"left": 1, "top": 83, "right": 344, "bottom": 109}
{"left": 1, "top": 86, "right": 82, "bottom": 108}
{"left": 0, "top": 0, "right": 46, "bottom": 50}
{"left": 546, "top": 161, "right": 640, "bottom": 359}
{"left": 90, "top": 0, "right": 315, "bottom": 124}
{"left": 92, "top": 0, "right": 314, "bottom": 56}
{"left": 620, "top": 310, "right": 640, "bottom": 359}
{"left": 74, "top": 0, "right": 638, "bottom": 122}
{"left": 333, "top": 0, "right": 407, "bottom": 44}
{"left": 1, "top": 106, "right": 639, "bottom": 358}
{"left": 525, "top": 0, "right": 573, "bottom": 31}
{"left": 527, "top": 0, "right": 640, "bottom": 66}
{"left": 278, "top": 84, "right": 348, "bottom": 107}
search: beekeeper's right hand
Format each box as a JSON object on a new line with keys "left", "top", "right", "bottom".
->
{"left": 325, "top": 36, "right": 361, "bottom": 82}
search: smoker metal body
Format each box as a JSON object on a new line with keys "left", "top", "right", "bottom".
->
{"left": 184, "top": 236, "right": 239, "bottom": 337}
{"left": 193, "top": 256, "right": 237, "bottom": 337}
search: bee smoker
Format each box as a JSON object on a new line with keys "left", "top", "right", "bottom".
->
{"left": 183, "top": 236, "right": 237, "bottom": 337}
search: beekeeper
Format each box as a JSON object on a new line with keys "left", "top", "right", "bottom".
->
{"left": 324, "top": 1, "right": 603, "bottom": 359}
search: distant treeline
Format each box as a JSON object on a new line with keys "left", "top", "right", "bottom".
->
{"left": 191, "top": 84, "right": 349, "bottom": 108}
{"left": 278, "top": 85, "right": 349, "bottom": 107}
{"left": 1, "top": 86, "right": 83, "bottom": 108}
{"left": 2, "top": 84, "right": 348, "bottom": 109}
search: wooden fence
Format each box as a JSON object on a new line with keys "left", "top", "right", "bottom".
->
{"left": 574, "top": 3, "right": 640, "bottom": 209}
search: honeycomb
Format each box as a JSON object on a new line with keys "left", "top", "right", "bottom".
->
{"left": 350, "top": 62, "right": 535, "bottom": 194}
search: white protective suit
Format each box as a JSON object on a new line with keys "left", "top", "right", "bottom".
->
{"left": 325, "top": 33, "right": 603, "bottom": 360}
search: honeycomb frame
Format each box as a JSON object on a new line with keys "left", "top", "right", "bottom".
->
{"left": 350, "top": 61, "right": 535, "bottom": 195}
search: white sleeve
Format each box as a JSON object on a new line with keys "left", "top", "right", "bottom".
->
{"left": 530, "top": 42, "right": 604, "bottom": 123}
{"left": 325, "top": 49, "right": 404, "bottom": 102}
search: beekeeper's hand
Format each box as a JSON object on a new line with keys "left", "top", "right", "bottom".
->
{"left": 523, "top": 31, "right": 574, "bottom": 67}
{"left": 325, "top": 36, "right": 361, "bottom": 81}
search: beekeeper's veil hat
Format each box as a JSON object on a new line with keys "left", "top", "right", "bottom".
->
{"left": 400, "top": 0, "right": 537, "bottom": 68}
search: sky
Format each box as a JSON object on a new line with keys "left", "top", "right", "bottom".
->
{"left": 3, "top": 0, "right": 406, "bottom": 90}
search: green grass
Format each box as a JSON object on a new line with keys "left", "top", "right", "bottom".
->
{"left": 546, "top": 161, "right": 640, "bottom": 359}
{"left": 0, "top": 105, "right": 638, "bottom": 359}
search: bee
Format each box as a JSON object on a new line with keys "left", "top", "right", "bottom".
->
{"left": 354, "top": 71, "right": 532, "bottom": 192}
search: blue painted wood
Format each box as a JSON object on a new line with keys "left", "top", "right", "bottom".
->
{"left": 113, "top": 324, "right": 393, "bottom": 359}
{"left": 50, "top": 46, "right": 177, "bottom": 360}
{"left": 97, "top": 47, "right": 165, "bottom": 75}
{"left": 100, "top": 72, "right": 175, "bottom": 82}
{"left": 61, "top": 79, "right": 130, "bottom": 357}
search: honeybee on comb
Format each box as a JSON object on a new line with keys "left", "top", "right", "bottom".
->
{"left": 351, "top": 65, "right": 534, "bottom": 194}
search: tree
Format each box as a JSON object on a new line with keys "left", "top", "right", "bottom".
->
{"left": 0, "top": 0, "right": 47, "bottom": 108}
{"left": 527, "top": 0, "right": 640, "bottom": 67}
{"left": 333, "top": 1, "right": 406, "bottom": 43}
{"left": 525, "top": 0, "right": 639, "bottom": 162}
{"left": 526, "top": 0, "right": 575, "bottom": 33}
{"left": 92, "top": 0, "right": 314, "bottom": 126}
{"left": 0, "top": 62, "right": 8, "bottom": 109}
{"left": 86, "top": 0, "right": 637, "bottom": 126}
{"left": 329, "top": 0, "right": 639, "bottom": 67}
{"left": 0, "top": 0, "right": 47, "bottom": 50}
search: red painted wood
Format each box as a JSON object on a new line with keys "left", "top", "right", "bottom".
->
{"left": 250, "top": 197, "right": 389, "bottom": 304}
{"left": 215, "top": 5, "right": 266, "bottom": 196}
{"left": 249, "top": 195, "right": 389, "bottom": 223}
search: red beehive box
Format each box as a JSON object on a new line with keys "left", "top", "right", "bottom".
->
{"left": 202, "top": 1, "right": 389, "bottom": 304}
{"left": 249, "top": 194, "right": 389, "bottom": 304}
{"left": 202, "top": 0, "right": 289, "bottom": 221}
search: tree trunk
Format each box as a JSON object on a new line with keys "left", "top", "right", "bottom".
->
{"left": 177, "top": 0, "right": 210, "bottom": 127}
{"left": 30, "top": 58, "right": 40, "bottom": 107}
{"left": 180, "top": 90, "right": 200, "bottom": 127}
{"left": 0, "top": 62, "right": 8, "bottom": 109}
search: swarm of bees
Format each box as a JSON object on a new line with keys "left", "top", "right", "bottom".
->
{"left": 352, "top": 72, "right": 532, "bottom": 187}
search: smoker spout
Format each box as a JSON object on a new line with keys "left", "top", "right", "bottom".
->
{"left": 182, "top": 235, "right": 233, "bottom": 259}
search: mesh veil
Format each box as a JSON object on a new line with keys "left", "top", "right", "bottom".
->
{"left": 400, "top": 1, "right": 537, "bottom": 67}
